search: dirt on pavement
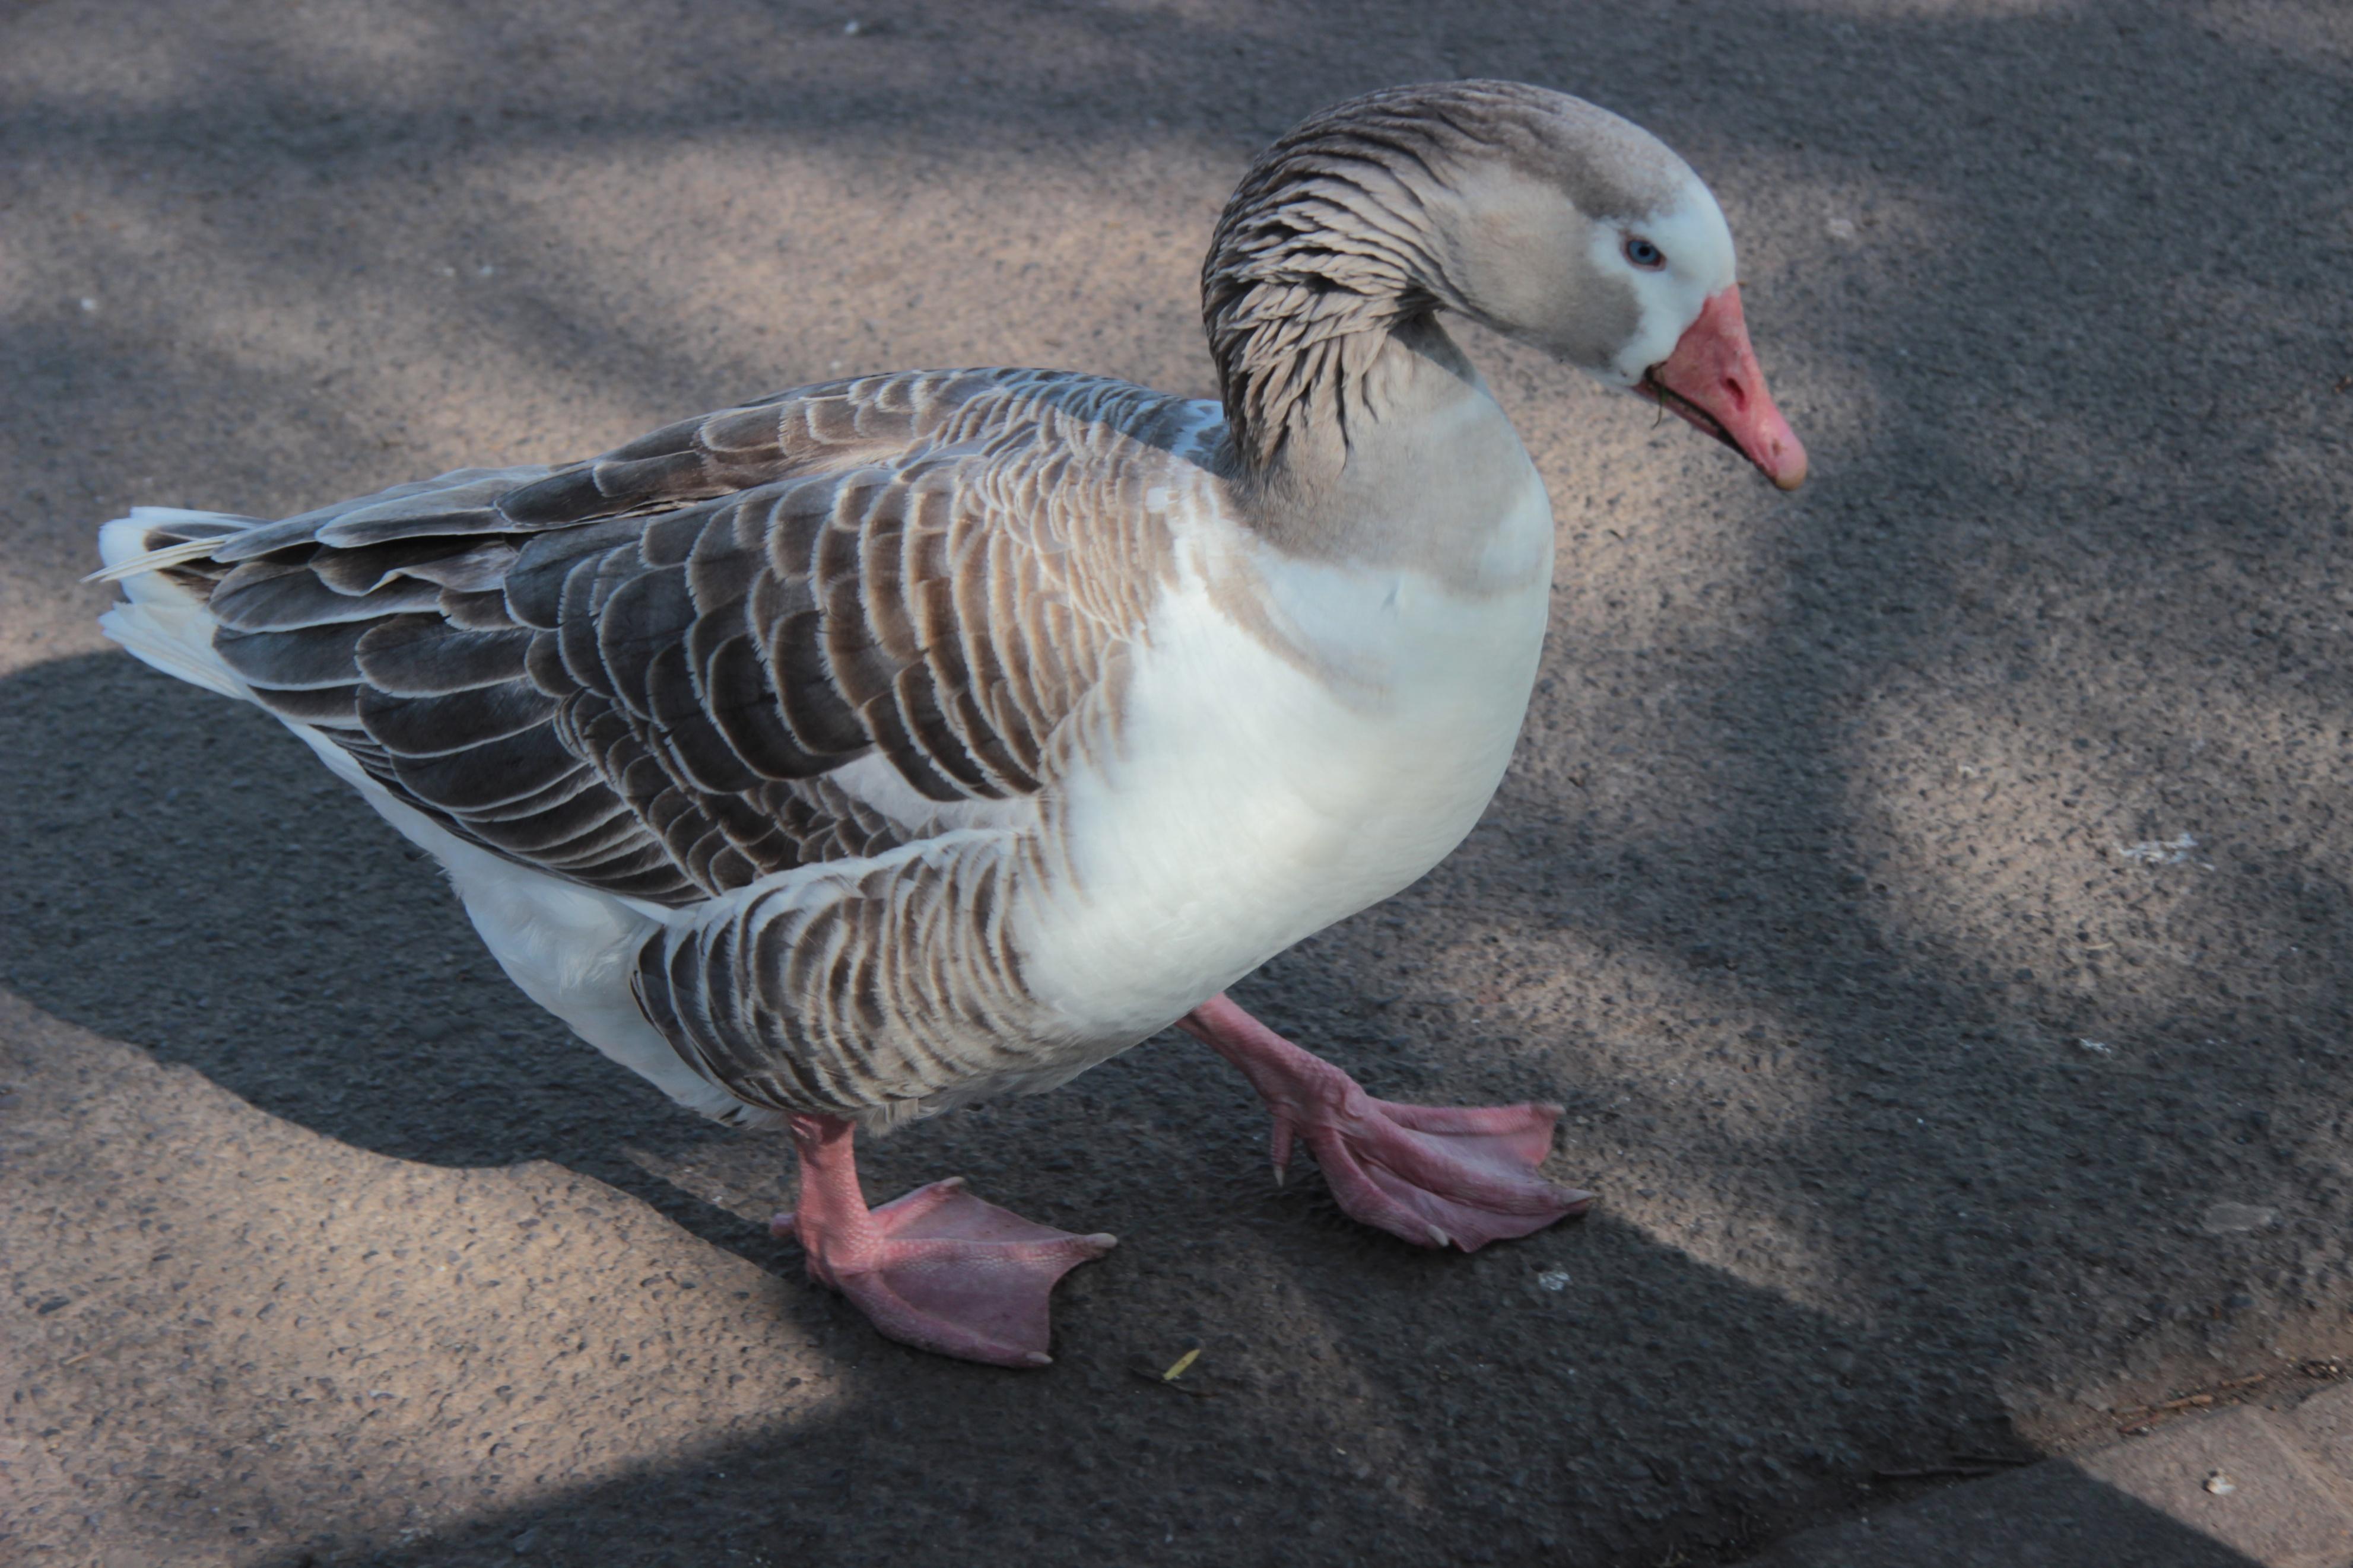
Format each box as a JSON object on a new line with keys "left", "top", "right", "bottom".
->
{"left": 4, "top": 2, "right": 2351, "bottom": 1565}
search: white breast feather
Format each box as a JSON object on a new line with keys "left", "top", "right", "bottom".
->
{"left": 1016, "top": 475, "right": 1555, "bottom": 1040}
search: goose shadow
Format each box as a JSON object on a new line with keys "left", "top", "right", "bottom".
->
{"left": 0, "top": 651, "right": 2282, "bottom": 1568}
{"left": 0, "top": 651, "right": 797, "bottom": 1259}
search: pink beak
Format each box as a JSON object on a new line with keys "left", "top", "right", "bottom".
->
{"left": 1637, "top": 285, "right": 1808, "bottom": 491}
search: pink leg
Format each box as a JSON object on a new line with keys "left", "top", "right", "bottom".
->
{"left": 1180, "top": 993, "right": 1592, "bottom": 1251}
{"left": 770, "top": 1115, "right": 1115, "bottom": 1367}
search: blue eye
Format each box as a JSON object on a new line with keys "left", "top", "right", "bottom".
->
{"left": 1623, "top": 236, "right": 1666, "bottom": 270}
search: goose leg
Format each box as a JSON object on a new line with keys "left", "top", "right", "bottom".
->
{"left": 770, "top": 1114, "right": 1115, "bottom": 1367}
{"left": 1179, "top": 993, "right": 1592, "bottom": 1251}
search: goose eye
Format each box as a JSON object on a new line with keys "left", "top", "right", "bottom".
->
{"left": 1623, "top": 236, "right": 1666, "bottom": 271}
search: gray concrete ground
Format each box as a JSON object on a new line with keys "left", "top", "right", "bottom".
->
{"left": 4, "top": 2, "right": 2351, "bottom": 1565}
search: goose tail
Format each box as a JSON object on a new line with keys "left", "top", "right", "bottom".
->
{"left": 93, "top": 507, "right": 257, "bottom": 701}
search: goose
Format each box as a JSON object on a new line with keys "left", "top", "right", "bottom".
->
{"left": 91, "top": 80, "right": 1805, "bottom": 1369}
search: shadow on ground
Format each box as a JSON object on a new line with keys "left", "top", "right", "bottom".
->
{"left": 4, "top": 653, "right": 2035, "bottom": 1568}
{"left": 5, "top": 0, "right": 2352, "bottom": 1564}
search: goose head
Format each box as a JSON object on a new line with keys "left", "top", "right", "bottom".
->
{"left": 1205, "top": 81, "right": 1808, "bottom": 491}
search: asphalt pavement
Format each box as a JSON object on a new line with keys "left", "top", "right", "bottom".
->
{"left": 4, "top": 2, "right": 2351, "bottom": 1564}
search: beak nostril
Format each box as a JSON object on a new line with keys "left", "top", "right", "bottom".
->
{"left": 1722, "top": 377, "right": 1748, "bottom": 412}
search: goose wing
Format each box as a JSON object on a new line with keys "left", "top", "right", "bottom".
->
{"left": 158, "top": 369, "right": 1202, "bottom": 903}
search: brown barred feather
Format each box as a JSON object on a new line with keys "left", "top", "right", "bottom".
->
{"left": 187, "top": 370, "right": 1190, "bottom": 930}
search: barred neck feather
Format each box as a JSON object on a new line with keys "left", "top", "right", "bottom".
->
{"left": 1199, "top": 79, "right": 1684, "bottom": 498}
{"left": 1199, "top": 98, "right": 1456, "bottom": 483}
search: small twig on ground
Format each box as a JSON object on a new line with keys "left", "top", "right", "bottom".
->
{"left": 1128, "top": 1344, "right": 1216, "bottom": 1397}
{"left": 1126, "top": 1365, "right": 1217, "bottom": 1397}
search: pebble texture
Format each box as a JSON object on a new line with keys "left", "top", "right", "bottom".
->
{"left": 4, "top": 1, "right": 2352, "bottom": 1565}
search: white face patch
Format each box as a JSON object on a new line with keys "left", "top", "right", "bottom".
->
{"left": 1584, "top": 177, "right": 1740, "bottom": 387}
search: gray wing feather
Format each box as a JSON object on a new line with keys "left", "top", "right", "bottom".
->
{"left": 353, "top": 619, "right": 535, "bottom": 696}
{"left": 169, "top": 370, "right": 1187, "bottom": 910}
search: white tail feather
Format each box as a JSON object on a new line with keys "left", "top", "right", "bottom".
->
{"left": 94, "top": 509, "right": 254, "bottom": 701}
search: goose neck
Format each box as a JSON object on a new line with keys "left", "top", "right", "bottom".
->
{"left": 1217, "top": 315, "right": 1545, "bottom": 586}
